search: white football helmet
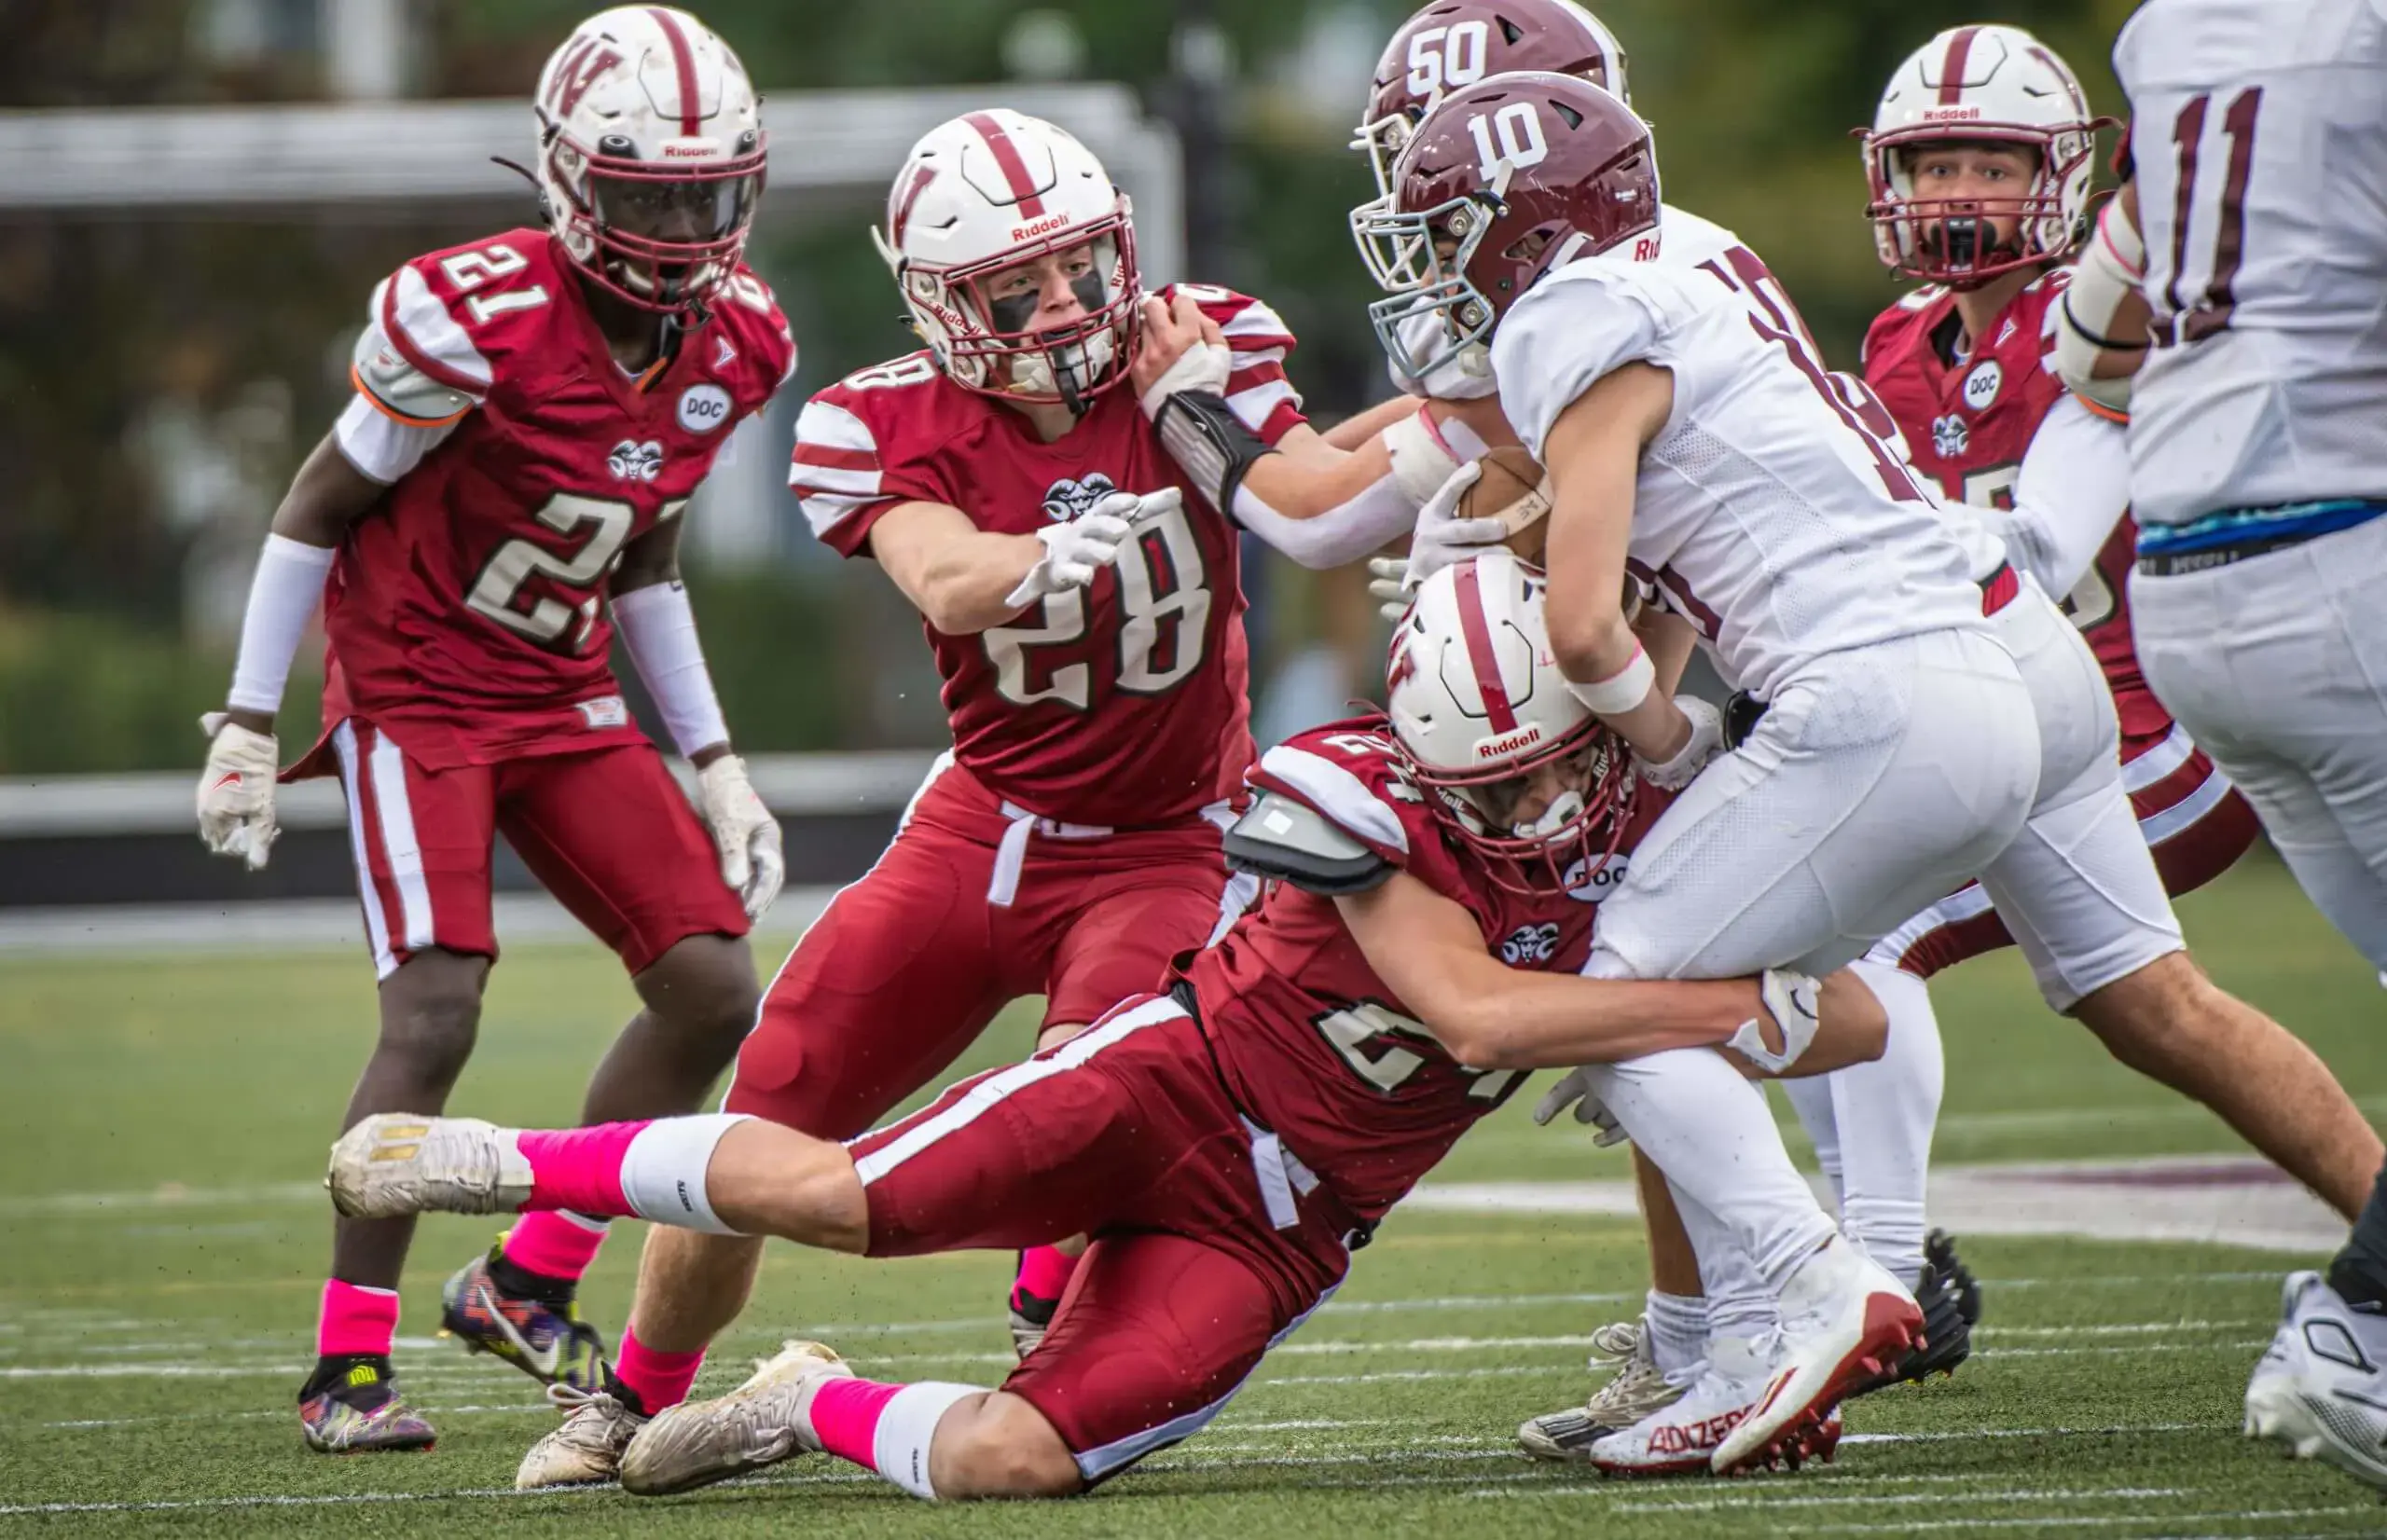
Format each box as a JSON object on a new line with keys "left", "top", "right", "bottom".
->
{"left": 871, "top": 109, "right": 1141, "bottom": 411}
{"left": 532, "top": 6, "right": 766, "bottom": 314}
{"left": 1387, "top": 551, "right": 1633, "bottom": 893}
{"left": 1863, "top": 25, "right": 2104, "bottom": 285}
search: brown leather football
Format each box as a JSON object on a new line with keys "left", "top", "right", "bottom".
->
{"left": 1459, "top": 445, "right": 1553, "bottom": 564}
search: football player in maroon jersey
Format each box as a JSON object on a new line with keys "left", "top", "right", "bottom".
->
{"left": 327, "top": 551, "right": 1896, "bottom": 1498}
{"left": 488, "top": 104, "right": 1508, "bottom": 1489}
{"left": 192, "top": 7, "right": 795, "bottom": 1452}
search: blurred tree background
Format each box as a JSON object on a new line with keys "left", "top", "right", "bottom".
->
{"left": 0, "top": 0, "right": 2142, "bottom": 772}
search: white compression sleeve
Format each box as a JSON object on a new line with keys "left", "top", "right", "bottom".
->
{"left": 617, "top": 1113, "right": 752, "bottom": 1235}
{"left": 1967, "top": 396, "right": 2132, "bottom": 599}
{"left": 1230, "top": 470, "right": 1423, "bottom": 570}
{"left": 613, "top": 582, "right": 731, "bottom": 757}
{"left": 226, "top": 535, "right": 337, "bottom": 714}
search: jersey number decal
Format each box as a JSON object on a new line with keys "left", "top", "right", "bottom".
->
{"left": 439, "top": 241, "right": 551, "bottom": 327}
{"left": 466, "top": 493, "right": 676, "bottom": 652}
{"left": 2162, "top": 88, "right": 2263, "bottom": 344}
{"left": 1700, "top": 245, "right": 1928, "bottom": 504}
{"left": 984, "top": 499, "right": 1214, "bottom": 708}
{"left": 1316, "top": 1001, "right": 1525, "bottom": 1103}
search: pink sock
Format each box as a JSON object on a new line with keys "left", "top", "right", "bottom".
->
{"left": 502, "top": 1210, "right": 611, "bottom": 1281}
{"left": 808, "top": 1377, "right": 905, "bottom": 1469}
{"left": 317, "top": 1278, "right": 399, "bottom": 1359}
{"left": 1012, "top": 1244, "right": 1080, "bottom": 1310}
{"left": 515, "top": 1121, "right": 652, "bottom": 1217}
{"left": 614, "top": 1325, "right": 707, "bottom": 1414}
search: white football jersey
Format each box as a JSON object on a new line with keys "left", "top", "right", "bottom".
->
{"left": 1491, "top": 247, "right": 1985, "bottom": 700}
{"left": 2115, "top": 0, "right": 2387, "bottom": 525}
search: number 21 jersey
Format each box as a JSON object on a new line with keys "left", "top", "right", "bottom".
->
{"left": 789, "top": 285, "right": 1304, "bottom": 828}
{"left": 321, "top": 228, "right": 796, "bottom": 771}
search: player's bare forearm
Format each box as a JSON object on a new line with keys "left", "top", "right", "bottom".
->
{"left": 1636, "top": 609, "right": 1699, "bottom": 695}
{"left": 611, "top": 515, "right": 684, "bottom": 595}
{"left": 1318, "top": 395, "right": 1424, "bottom": 452}
{"left": 272, "top": 434, "right": 386, "bottom": 548}
{"left": 1337, "top": 873, "right": 1756, "bottom": 1069}
{"left": 869, "top": 499, "right": 1046, "bottom": 635}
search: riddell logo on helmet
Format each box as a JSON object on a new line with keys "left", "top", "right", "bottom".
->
{"left": 1923, "top": 105, "right": 1983, "bottom": 121}
{"left": 1473, "top": 725, "right": 1544, "bottom": 760}
{"left": 661, "top": 144, "right": 715, "bottom": 158}
{"left": 1012, "top": 213, "right": 1074, "bottom": 241}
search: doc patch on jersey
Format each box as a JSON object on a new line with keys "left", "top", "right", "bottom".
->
{"left": 1961, "top": 359, "right": 2004, "bottom": 413}
{"left": 1932, "top": 413, "right": 1969, "bottom": 459}
{"left": 1042, "top": 472, "right": 1120, "bottom": 522}
{"left": 1565, "top": 853, "right": 1631, "bottom": 903}
{"left": 678, "top": 382, "right": 732, "bottom": 434}
{"left": 609, "top": 439, "right": 665, "bottom": 482}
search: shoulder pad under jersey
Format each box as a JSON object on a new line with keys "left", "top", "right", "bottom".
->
{"left": 351, "top": 308, "right": 476, "bottom": 426}
{"left": 1223, "top": 790, "right": 1395, "bottom": 895}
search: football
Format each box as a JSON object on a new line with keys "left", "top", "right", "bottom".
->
{"left": 1460, "top": 445, "right": 1553, "bottom": 563}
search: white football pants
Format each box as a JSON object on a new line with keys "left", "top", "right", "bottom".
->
{"left": 1580, "top": 626, "right": 2040, "bottom": 1309}
{"left": 2132, "top": 516, "right": 2387, "bottom": 969}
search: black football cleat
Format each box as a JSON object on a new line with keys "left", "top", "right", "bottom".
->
{"left": 1846, "top": 1231, "right": 1979, "bottom": 1398}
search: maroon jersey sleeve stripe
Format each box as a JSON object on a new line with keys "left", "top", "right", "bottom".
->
{"left": 379, "top": 276, "right": 487, "bottom": 396}
{"left": 1938, "top": 26, "right": 1981, "bottom": 105}
{"left": 645, "top": 7, "right": 703, "bottom": 136}
{"left": 964, "top": 112, "right": 1048, "bottom": 218}
{"left": 1452, "top": 562, "right": 1520, "bottom": 735}
{"left": 792, "top": 443, "right": 879, "bottom": 472}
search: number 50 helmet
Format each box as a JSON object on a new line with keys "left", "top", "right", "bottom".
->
{"left": 1357, "top": 72, "right": 1659, "bottom": 383}
{"left": 870, "top": 110, "right": 1142, "bottom": 412}
{"left": 1862, "top": 25, "right": 2106, "bottom": 285}
{"left": 532, "top": 7, "right": 766, "bottom": 315}
{"left": 1387, "top": 552, "right": 1633, "bottom": 895}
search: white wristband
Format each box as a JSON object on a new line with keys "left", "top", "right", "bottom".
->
{"left": 1380, "top": 406, "right": 1494, "bottom": 508}
{"left": 613, "top": 582, "right": 731, "bottom": 757}
{"left": 226, "top": 534, "right": 337, "bottom": 714}
{"left": 1565, "top": 643, "right": 1656, "bottom": 717}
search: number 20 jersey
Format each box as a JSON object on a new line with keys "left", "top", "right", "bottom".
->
{"left": 789, "top": 285, "right": 1304, "bottom": 828}
{"left": 2115, "top": 0, "right": 2387, "bottom": 525}
{"left": 322, "top": 228, "right": 796, "bottom": 771}
{"left": 1182, "top": 716, "right": 1670, "bottom": 1223}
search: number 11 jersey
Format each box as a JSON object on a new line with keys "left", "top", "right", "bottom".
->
{"left": 790, "top": 285, "right": 1304, "bottom": 827}
{"left": 321, "top": 228, "right": 796, "bottom": 771}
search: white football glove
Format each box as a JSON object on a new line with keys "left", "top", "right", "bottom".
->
{"left": 696, "top": 753, "right": 784, "bottom": 921}
{"left": 195, "top": 712, "right": 280, "bottom": 872}
{"left": 1634, "top": 695, "right": 1726, "bottom": 791}
{"left": 1005, "top": 492, "right": 1140, "bottom": 610}
{"left": 1725, "top": 969, "right": 1825, "bottom": 1075}
{"left": 1532, "top": 1067, "right": 1629, "bottom": 1148}
{"left": 1366, "top": 462, "right": 1511, "bottom": 622}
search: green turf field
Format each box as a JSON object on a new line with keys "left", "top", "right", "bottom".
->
{"left": 5, "top": 854, "right": 2386, "bottom": 1536}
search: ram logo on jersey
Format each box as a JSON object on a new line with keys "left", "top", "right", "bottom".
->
{"left": 1042, "top": 472, "right": 1121, "bottom": 523}
{"left": 1500, "top": 922, "right": 1563, "bottom": 965}
{"left": 1933, "top": 414, "right": 1969, "bottom": 458}
{"left": 608, "top": 439, "right": 665, "bottom": 482}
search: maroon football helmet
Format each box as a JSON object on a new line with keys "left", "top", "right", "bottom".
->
{"left": 1354, "top": 0, "right": 1631, "bottom": 208}
{"left": 1359, "top": 72, "right": 1660, "bottom": 381}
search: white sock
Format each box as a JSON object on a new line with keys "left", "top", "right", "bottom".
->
{"left": 1778, "top": 1074, "right": 1843, "bottom": 1211}
{"left": 618, "top": 1114, "right": 753, "bottom": 1235}
{"left": 1828, "top": 961, "right": 1944, "bottom": 1288}
{"left": 1585, "top": 1048, "right": 1837, "bottom": 1289}
{"left": 873, "top": 1382, "right": 981, "bottom": 1500}
{"left": 1643, "top": 1288, "right": 1711, "bottom": 1381}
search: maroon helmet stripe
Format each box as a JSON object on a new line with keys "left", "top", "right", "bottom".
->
{"left": 1453, "top": 562, "right": 1520, "bottom": 735}
{"left": 646, "top": 7, "right": 702, "bottom": 135}
{"left": 965, "top": 111, "right": 1048, "bottom": 218}
{"left": 1938, "top": 26, "right": 1981, "bottom": 104}
{"left": 890, "top": 164, "right": 938, "bottom": 245}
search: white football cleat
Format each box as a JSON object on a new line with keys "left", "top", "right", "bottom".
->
{"left": 619, "top": 1340, "right": 852, "bottom": 1497}
{"left": 517, "top": 1384, "right": 647, "bottom": 1489}
{"left": 1518, "top": 1319, "right": 1695, "bottom": 1463}
{"left": 1587, "top": 1336, "right": 1840, "bottom": 1477}
{"left": 325, "top": 1113, "right": 531, "bottom": 1218}
{"left": 2243, "top": 1270, "right": 2387, "bottom": 1490}
{"left": 1710, "top": 1236, "right": 1922, "bottom": 1475}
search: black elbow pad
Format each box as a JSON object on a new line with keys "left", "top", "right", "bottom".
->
{"left": 1223, "top": 791, "right": 1394, "bottom": 895}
